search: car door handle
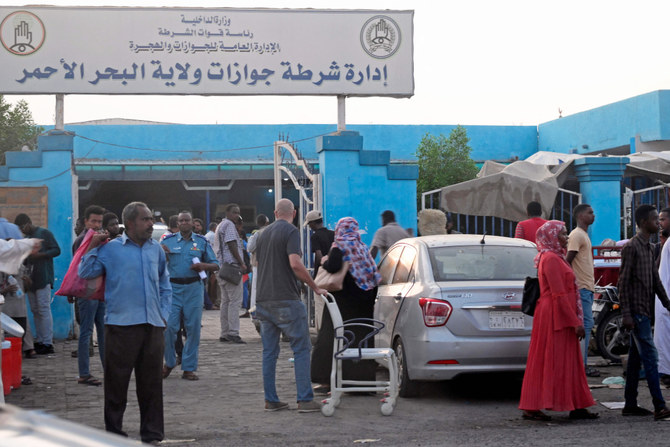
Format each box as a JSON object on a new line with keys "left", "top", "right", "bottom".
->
{"left": 394, "top": 293, "right": 402, "bottom": 302}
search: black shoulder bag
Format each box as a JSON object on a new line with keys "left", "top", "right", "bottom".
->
{"left": 217, "top": 228, "right": 242, "bottom": 285}
{"left": 521, "top": 276, "right": 540, "bottom": 316}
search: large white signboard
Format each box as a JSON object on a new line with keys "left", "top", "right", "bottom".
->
{"left": 0, "top": 6, "right": 413, "bottom": 96}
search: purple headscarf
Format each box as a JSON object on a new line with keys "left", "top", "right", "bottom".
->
{"left": 333, "top": 217, "right": 381, "bottom": 291}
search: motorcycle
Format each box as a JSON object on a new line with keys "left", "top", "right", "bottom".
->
{"left": 592, "top": 285, "right": 630, "bottom": 363}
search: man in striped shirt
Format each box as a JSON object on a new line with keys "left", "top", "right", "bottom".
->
{"left": 214, "top": 203, "right": 247, "bottom": 344}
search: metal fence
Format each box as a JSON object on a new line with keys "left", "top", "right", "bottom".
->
{"left": 626, "top": 182, "right": 670, "bottom": 240}
{"left": 422, "top": 188, "right": 582, "bottom": 236}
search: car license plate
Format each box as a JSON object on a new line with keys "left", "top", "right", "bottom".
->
{"left": 489, "top": 311, "right": 525, "bottom": 329}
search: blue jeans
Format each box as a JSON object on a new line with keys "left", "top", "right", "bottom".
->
{"left": 78, "top": 298, "right": 106, "bottom": 377}
{"left": 164, "top": 283, "right": 203, "bottom": 372}
{"left": 624, "top": 314, "right": 666, "bottom": 411}
{"left": 256, "top": 300, "right": 314, "bottom": 403}
{"left": 27, "top": 285, "right": 53, "bottom": 346}
{"left": 579, "top": 289, "right": 594, "bottom": 367}
{"left": 242, "top": 279, "right": 250, "bottom": 310}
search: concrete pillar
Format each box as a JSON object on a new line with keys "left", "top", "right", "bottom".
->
{"left": 573, "top": 157, "right": 629, "bottom": 245}
{"left": 317, "top": 131, "right": 418, "bottom": 248}
{"left": 3, "top": 131, "right": 76, "bottom": 339}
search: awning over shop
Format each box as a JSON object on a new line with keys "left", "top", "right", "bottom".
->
{"left": 440, "top": 159, "right": 572, "bottom": 221}
{"left": 439, "top": 151, "right": 670, "bottom": 221}
{"left": 625, "top": 152, "right": 670, "bottom": 183}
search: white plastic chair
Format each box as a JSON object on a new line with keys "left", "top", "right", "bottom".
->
{"left": 319, "top": 293, "right": 399, "bottom": 416}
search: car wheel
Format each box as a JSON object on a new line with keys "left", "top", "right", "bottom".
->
{"left": 394, "top": 338, "right": 420, "bottom": 398}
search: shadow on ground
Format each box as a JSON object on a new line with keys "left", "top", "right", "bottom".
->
{"left": 412, "top": 372, "right": 524, "bottom": 402}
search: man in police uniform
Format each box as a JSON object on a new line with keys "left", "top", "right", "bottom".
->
{"left": 161, "top": 211, "right": 219, "bottom": 380}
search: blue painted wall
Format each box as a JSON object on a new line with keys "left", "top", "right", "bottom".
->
{"left": 62, "top": 123, "right": 538, "bottom": 164}
{"left": 538, "top": 90, "right": 670, "bottom": 154}
{"left": 47, "top": 89, "right": 670, "bottom": 164}
{"left": 317, "top": 131, "right": 418, "bottom": 257}
{"left": 10, "top": 89, "right": 669, "bottom": 338}
{"left": 0, "top": 132, "right": 76, "bottom": 340}
{"left": 349, "top": 124, "right": 538, "bottom": 162}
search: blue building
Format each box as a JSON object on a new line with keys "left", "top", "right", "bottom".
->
{"left": 1, "top": 90, "right": 669, "bottom": 338}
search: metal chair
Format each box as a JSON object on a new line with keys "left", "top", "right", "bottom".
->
{"left": 319, "top": 293, "right": 399, "bottom": 416}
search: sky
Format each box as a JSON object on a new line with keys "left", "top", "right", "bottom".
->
{"left": 3, "top": 0, "right": 670, "bottom": 126}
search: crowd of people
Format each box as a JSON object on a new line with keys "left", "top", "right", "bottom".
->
{"left": 0, "top": 200, "right": 383, "bottom": 441}
{"left": 4, "top": 198, "right": 670, "bottom": 441}
{"left": 515, "top": 201, "right": 670, "bottom": 422}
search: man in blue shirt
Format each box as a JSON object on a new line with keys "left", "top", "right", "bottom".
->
{"left": 161, "top": 211, "right": 218, "bottom": 381}
{"left": 79, "top": 201, "right": 171, "bottom": 444}
{"left": 0, "top": 217, "right": 23, "bottom": 239}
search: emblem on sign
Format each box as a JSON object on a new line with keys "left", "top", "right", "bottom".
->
{"left": 0, "top": 10, "right": 45, "bottom": 55}
{"left": 360, "top": 15, "right": 401, "bottom": 59}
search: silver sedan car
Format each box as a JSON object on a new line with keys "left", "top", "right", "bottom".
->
{"left": 373, "top": 235, "right": 537, "bottom": 397}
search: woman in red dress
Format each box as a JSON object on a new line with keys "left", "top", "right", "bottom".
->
{"left": 519, "top": 220, "right": 599, "bottom": 421}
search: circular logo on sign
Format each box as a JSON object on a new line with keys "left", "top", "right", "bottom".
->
{"left": 360, "top": 15, "right": 401, "bottom": 59}
{"left": 1, "top": 10, "right": 46, "bottom": 55}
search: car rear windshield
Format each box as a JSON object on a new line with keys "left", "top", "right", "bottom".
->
{"left": 428, "top": 245, "right": 537, "bottom": 281}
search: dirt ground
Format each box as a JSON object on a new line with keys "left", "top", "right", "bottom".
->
{"left": 5, "top": 311, "right": 670, "bottom": 446}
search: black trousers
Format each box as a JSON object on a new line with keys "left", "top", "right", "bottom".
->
{"left": 310, "top": 289, "right": 377, "bottom": 385}
{"left": 104, "top": 324, "right": 165, "bottom": 443}
{"left": 175, "top": 317, "right": 186, "bottom": 358}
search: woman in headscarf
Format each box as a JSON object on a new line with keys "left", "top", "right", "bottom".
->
{"left": 519, "top": 220, "right": 598, "bottom": 421}
{"left": 311, "top": 217, "right": 381, "bottom": 394}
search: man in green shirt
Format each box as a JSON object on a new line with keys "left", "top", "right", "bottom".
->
{"left": 15, "top": 213, "right": 61, "bottom": 355}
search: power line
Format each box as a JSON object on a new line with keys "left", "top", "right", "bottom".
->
{"left": 2, "top": 167, "right": 70, "bottom": 183}
{"left": 2, "top": 130, "right": 328, "bottom": 182}
{"left": 74, "top": 131, "right": 333, "bottom": 154}
{"left": 3, "top": 140, "right": 98, "bottom": 183}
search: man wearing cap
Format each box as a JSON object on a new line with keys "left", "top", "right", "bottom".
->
{"left": 304, "top": 210, "right": 334, "bottom": 277}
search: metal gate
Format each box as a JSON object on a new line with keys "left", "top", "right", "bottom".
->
{"left": 421, "top": 187, "right": 582, "bottom": 236}
{"left": 272, "top": 136, "right": 321, "bottom": 325}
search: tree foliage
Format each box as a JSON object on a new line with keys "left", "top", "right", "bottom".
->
{"left": 415, "top": 126, "right": 479, "bottom": 202}
{"left": 0, "top": 95, "right": 42, "bottom": 162}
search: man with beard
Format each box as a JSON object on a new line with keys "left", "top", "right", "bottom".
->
{"left": 79, "top": 202, "right": 171, "bottom": 444}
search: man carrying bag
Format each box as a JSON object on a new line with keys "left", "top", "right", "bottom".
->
{"left": 214, "top": 204, "right": 247, "bottom": 344}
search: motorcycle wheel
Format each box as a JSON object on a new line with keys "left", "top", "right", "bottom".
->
{"left": 595, "top": 309, "right": 629, "bottom": 363}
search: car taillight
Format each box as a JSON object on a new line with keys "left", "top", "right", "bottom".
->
{"left": 418, "top": 298, "right": 453, "bottom": 327}
{"left": 427, "top": 359, "right": 459, "bottom": 365}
